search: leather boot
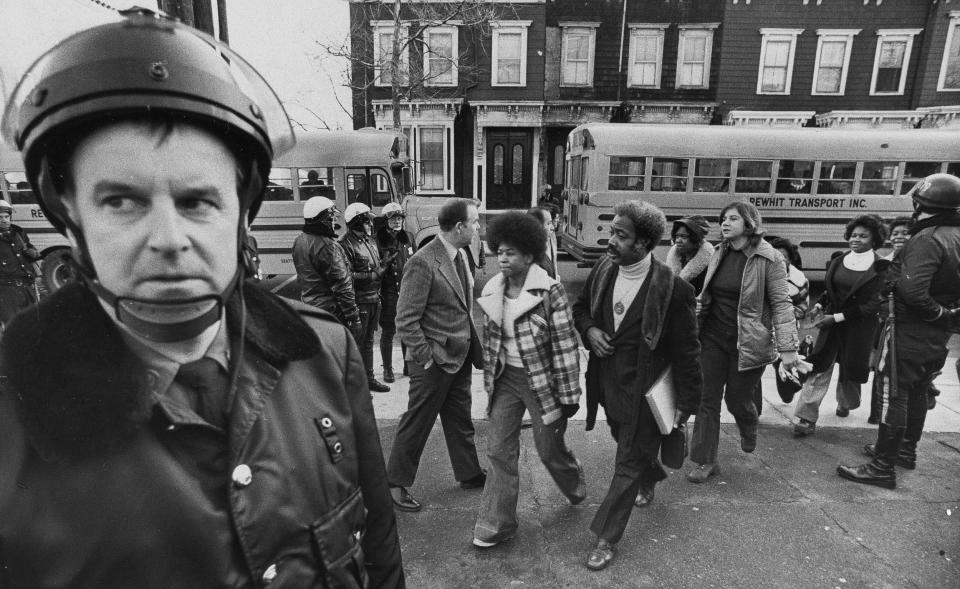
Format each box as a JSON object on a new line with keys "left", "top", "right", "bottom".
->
{"left": 862, "top": 442, "right": 915, "bottom": 470}
{"left": 838, "top": 424, "right": 904, "bottom": 489}
{"left": 380, "top": 339, "right": 395, "bottom": 383}
{"left": 898, "top": 415, "right": 924, "bottom": 470}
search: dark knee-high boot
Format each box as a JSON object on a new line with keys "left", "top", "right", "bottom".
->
{"left": 380, "top": 337, "right": 394, "bottom": 382}
{"left": 897, "top": 415, "right": 924, "bottom": 470}
{"left": 839, "top": 423, "right": 904, "bottom": 489}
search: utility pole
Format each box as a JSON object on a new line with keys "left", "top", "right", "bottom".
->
{"left": 158, "top": 0, "right": 229, "bottom": 43}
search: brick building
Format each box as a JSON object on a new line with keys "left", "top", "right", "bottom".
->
{"left": 349, "top": 0, "right": 959, "bottom": 212}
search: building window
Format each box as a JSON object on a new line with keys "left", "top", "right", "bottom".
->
{"left": 491, "top": 21, "right": 531, "bottom": 87}
{"left": 757, "top": 28, "right": 803, "bottom": 95}
{"left": 627, "top": 24, "right": 667, "bottom": 88}
{"left": 419, "top": 127, "right": 445, "bottom": 191}
{"left": 560, "top": 23, "right": 599, "bottom": 87}
{"left": 372, "top": 21, "right": 408, "bottom": 87}
{"left": 937, "top": 11, "right": 960, "bottom": 91}
{"left": 424, "top": 26, "right": 459, "bottom": 87}
{"left": 812, "top": 29, "right": 860, "bottom": 96}
{"left": 676, "top": 25, "right": 717, "bottom": 89}
{"left": 871, "top": 30, "right": 921, "bottom": 95}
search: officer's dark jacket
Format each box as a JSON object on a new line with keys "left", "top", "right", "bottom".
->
{"left": 340, "top": 231, "right": 382, "bottom": 304}
{"left": 292, "top": 230, "right": 360, "bottom": 325}
{"left": 0, "top": 282, "right": 405, "bottom": 588}
{"left": 375, "top": 227, "right": 414, "bottom": 295}
{"left": 893, "top": 211, "right": 960, "bottom": 325}
{"left": 0, "top": 224, "right": 39, "bottom": 280}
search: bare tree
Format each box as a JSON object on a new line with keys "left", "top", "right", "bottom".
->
{"left": 322, "top": 0, "right": 518, "bottom": 133}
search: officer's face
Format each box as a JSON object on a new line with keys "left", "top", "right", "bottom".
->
{"left": 0, "top": 212, "right": 10, "bottom": 231}
{"left": 65, "top": 122, "right": 240, "bottom": 301}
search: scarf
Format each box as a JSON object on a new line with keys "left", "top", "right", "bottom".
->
{"left": 665, "top": 241, "right": 714, "bottom": 282}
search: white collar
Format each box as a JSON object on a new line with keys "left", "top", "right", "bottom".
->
{"left": 618, "top": 254, "right": 651, "bottom": 279}
{"left": 842, "top": 249, "right": 875, "bottom": 271}
{"left": 437, "top": 233, "right": 460, "bottom": 261}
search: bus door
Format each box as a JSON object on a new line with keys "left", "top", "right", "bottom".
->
{"left": 545, "top": 127, "right": 572, "bottom": 208}
{"left": 485, "top": 128, "right": 532, "bottom": 210}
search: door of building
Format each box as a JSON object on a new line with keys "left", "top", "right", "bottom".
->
{"left": 485, "top": 128, "right": 532, "bottom": 210}
{"left": 544, "top": 126, "right": 573, "bottom": 210}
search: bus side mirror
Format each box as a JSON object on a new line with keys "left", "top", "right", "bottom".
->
{"left": 391, "top": 161, "right": 413, "bottom": 195}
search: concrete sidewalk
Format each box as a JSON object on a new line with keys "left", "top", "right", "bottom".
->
{"left": 370, "top": 347, "right": 960, "bottom": 588}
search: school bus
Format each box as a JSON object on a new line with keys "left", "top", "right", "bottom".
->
{"left": 561, "top": 123, "right": 960, "bottom": 279}
{"left": 0, "top": 128, "right": 412, "bottom": 287}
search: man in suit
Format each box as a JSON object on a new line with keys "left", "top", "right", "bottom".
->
{"left": 387, "top": 197, "right": 486, "bottom": 512}
{"left": 572, "top": 200, "right": 702, "bottom": 571}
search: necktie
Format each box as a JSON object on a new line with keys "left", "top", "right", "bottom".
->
{"left": 175, "top": 357, "right": 230, "bottom": 429}
{"left": 455, "top": 251, "right": 471, "bottom": 311}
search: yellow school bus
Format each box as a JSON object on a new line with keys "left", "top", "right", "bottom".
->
{"left": 561, "top": 123, "right": 960, "bottom": 279}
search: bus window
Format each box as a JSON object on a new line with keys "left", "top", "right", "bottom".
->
{"left": 569, "top": 156, "right": 581, "bottom": 189}
{"left": 371, "top": 169, "right": 392, "bottom": 207}
{"left": 580, "top": 157, "right": 589, "bottom": 190}
{"left": 693, "top": 158, "right": 730, "bottom": 192}
{"left": 299, "top": 168, "right": 336, "bottom": 199}
{"left": 860, "top": 162, "right": 898, "bottom": 195}
{"left": 265, "top": 167, "right": 294, "bottom": 201}
{"left": 346, "top": 171, "right": 370, "bottom": 206}
{"left": 948, "top": 162, "right": 960, "bottom": 176}
{"left": 901, "top": 161, "right": 942, "bottom": 194}
{"left": 776, "top": 160, "right": 814, "bottom": 194}
{"left": 2, "top": 172, "right": 36, "bottom": 204}
{"left": 609, "top": 156, "right": 645, "bottom": 190}
{"left": 735, "top": 160, "right": 772, "bottom": 193}
{"left": 818, "top": 161, "right": 856, "bottom": 194}
{"left": 651, "top": 158, "right": 688, "bottom": 192}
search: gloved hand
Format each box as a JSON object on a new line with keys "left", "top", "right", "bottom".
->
{"left": 560, "top": 403, "right": 579, "bottom": 419}
{"left": 348, "top": 320, "right": 364, "bottom": 342}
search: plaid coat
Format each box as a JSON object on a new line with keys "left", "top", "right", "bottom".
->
{"left": 476, "top": 263, "right": 582, "bottom": 425}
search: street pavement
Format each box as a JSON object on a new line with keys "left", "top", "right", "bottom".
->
{"left": 364, "top": 259, "right": 960, "bottom": 589}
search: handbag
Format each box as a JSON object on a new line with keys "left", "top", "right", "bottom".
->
{"left": 660, "top": 423, "right": 688, "bottom": 470}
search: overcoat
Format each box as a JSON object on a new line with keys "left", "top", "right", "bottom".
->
{"left": 0, "top": 282, "right": 404, "bottom": 588}
{"left": 572, "top": 256, "right": 702, "bottom": 445}
{"left": 808, "top": 251, "right": 887, "bottom": 382}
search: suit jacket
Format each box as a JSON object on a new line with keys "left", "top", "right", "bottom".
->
{"left": 396, "top": 237, "right": 482, "bottom": 373}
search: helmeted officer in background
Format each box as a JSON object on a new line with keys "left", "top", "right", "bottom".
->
{"left": 376, "top": 201, "right": 415, "bottom": 382}
{"left": 838, "top": 173, "right": 960, "bottom": 489}
{"left": 341, "top": 202, "right": 396, "bottom": 393}
{"left": 292, "top": 196, "right": 363, "bottom": 341}
{"left": 0, "top": 199, "right": 40, "bottom": 328}
{"left": 0, "top": 9, "right": 404, "bottom": 587}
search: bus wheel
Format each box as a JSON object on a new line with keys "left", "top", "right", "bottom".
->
{"left": 41, "top": 249, "right": 77, "bottom": 293}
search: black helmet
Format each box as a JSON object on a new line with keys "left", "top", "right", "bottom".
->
{"left": 910, "top": 173, "right": 960, "bottom": 213}
{"left": 1, "top": 7, "right": 294, "bottom": 234}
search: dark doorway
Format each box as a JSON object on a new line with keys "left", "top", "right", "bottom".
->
{"left": 485, "top": 128, "right": 533, "bottom": 210}
{"left": 545, "top": 127, "right": 574, "bottom": 207}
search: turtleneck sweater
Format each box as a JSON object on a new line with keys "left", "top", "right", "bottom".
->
{"left": 611, "top": 254, "right": 651, "bottom": 331}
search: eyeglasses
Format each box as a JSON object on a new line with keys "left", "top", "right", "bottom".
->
{"left": 385, "top": 213, "right": 406, "bottom": 220}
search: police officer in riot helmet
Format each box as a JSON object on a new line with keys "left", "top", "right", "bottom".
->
{"left": 838, "top": 173, "right": 960, "bottom": 489}
{"left": 0, "top": 9, "right": 404, "bottom": 587}
{"left": 292, "top": 196, "right": 364, "bottom": 341}
{"left": 341, "top": 202, "right": 397, "bottom": 393}
{"left": 0, "top": 199, "right": 41, "bottom": 327}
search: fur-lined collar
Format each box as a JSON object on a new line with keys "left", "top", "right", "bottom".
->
{"left": 665, "top": 241, "right": 714, "bottom": 282}
{"left": 477, "top": 263, "right": 557, "bottom": 323}
{"left": 1, "top": 281, "right": 320, "bottom": 462}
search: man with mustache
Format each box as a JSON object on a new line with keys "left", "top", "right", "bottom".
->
{"left": 572, "top": 200, "right": 702, "bottom": 571}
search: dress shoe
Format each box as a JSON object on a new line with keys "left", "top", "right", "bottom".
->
{"left": 794, "top": 418, "right": 816, "bottom": 437}
{"left": 634, "top": 482, "right": 655, "bottom": 508}
{"left": 472, "top": 534, "right": 513, "bottom": 549}
{"left": 585, "top": 539, "right": 616, "bottom": 571}
{"left": 569, "top": 459, "right": 587, "bottom": 505}
{"left": 383, "top": 367, "right": 395, "bottom": 383}
{"left": 686, "top": 462, "right": 721, "bottom": 483}
{"left": 368, "top": 378, "right": 390, "bottom": 393}
{"left": 390, "top": 487, "right": 422, "bottom": 512}
{"left": 459, "top": 470, "right": 487, "bottom": 490}
{"left": 741, "top": 432, "right": 757, "bottom": 453}
{"left": 836, "top": 463, "right": 895, "bottom": 489}
{"left": 836, "top": 407, "right": 850, "bottom": 418}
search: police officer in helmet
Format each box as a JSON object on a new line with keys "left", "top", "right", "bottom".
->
{"left": 0, "top": 199, "right": 40, "bottom": 328}
{"left": 0, "top": 9, "right": 404, "bottom": 587}
{"left": 838, "top": 173, "right": 960, "bottom": 489}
